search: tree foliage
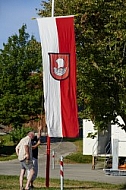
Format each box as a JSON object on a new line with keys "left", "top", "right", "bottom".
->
{"left": 0, "top": 25, "right": 42, "bottom": 127}
{"left": 38, "top": 0, "right": 126, "bottom": 130}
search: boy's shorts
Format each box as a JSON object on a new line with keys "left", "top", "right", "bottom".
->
{"left": 20, "top": 159, "right": 33, "bottom": 170}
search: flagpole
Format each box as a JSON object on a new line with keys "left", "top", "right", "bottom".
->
{"left": 45, "top": 1, "right": 55, "bottom": 188}
{"left": 46, "top": 135, "right": 50, "bottom": 187}
{"left": 51, "top": 0, "right": 54, "bottom": 17}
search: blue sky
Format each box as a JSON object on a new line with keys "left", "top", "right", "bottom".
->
{"left": 0, "top": 0, "right": 43, "bottom": 49}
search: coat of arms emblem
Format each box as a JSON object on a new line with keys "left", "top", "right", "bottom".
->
{"left": 49, "top": 53, "right": 70, "bottom": 80}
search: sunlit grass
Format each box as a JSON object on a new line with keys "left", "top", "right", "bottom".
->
{"left": 0, "top": 175, "right": 124, "bottom": 190}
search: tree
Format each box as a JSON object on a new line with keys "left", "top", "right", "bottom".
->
{"left": 37, "top": 0, "right": 126, "bottom": 130}
{"left": 0, "top": 25, "right": 42, "bottom": 128}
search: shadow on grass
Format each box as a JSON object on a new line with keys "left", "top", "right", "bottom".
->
{"left": 120, "top": 184, "right": 126, "bottom": 189}
{"left": 28, "top": 187, "right": 98, "bottom": 189}
{"left": 0, "top": 145, "right": 16, "bottom": 156}
{"left": 63, "top": 187, "right": 97, "bottom": 189}
{"left": 64, "top": 137, "right": 82, "bottom": 142}
{"left": 40, "top": 136, "right": 64, "bottom": 144}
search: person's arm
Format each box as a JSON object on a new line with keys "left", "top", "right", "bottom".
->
{"left": 32, "top": 140, "right": 41, "bottom": 150}
{"left": 32, "top": 122, "right": 42, "bottom": 150}
{"left": 25, "top": 145, "right": 30, "bottom": 160}
{"left": 37, "top": 123, "right": 42, "bottom": 139}
{"left": 15, "top": 145, "right": 19, "bottom": 156}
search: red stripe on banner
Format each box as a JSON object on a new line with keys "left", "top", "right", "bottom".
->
{"left": 56, "top": 17, "right": 79, "bottom": 137}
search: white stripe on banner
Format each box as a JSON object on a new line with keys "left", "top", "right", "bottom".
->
{"left": 37, "top": 17, "right": 62, "bottom": 137}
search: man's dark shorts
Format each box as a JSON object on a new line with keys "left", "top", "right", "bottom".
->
{"left": 20, "top": 159, "right": 33, "bottom": 170}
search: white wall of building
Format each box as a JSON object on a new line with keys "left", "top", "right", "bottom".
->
{"left": 111, "top": 116, "right": 126, "bottom": 157}
{"left": 83, "top": 116, "right": 126, "bottom": 157}
{"left": 83, "top": 119, "right": 98, "bottom": 155}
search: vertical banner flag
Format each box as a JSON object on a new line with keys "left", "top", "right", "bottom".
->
{"left": 37, "top": 16, "right": 79, "bottom": 137}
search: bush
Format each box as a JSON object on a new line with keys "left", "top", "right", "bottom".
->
{"left": 10, "top": 126, "right": 32, "bottom": 144}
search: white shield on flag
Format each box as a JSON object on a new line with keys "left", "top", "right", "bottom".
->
{"left": 49, "top": 53, "right": 70, "bottom": 80}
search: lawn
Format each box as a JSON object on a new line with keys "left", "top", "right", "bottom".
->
{"left": 0, "top": 175, "right": 125, "bottom": 190}
{"left": 0, "top": 136, "right": 126, "bottom": 189}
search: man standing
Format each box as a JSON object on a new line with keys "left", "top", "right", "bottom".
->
{"left": 15, "top": 131, "right": 35, "bottom": 190}
{"left": 28, "top": 124, "right": 42, "bottom": 188}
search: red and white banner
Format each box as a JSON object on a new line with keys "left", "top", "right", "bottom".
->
{"left": 37, "top": 16, "right": 79, "bottom": 137}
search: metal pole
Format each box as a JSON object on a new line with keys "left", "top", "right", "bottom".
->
{"left": 45, "top": 0, "right": 54, "bottom": 187}
{"left": 52, "top": 150, "right": 55, "bottom": 169}
{"left": 51, "top": 0, "right": 54, "bottom": 17}
{"left": 60, "top": 156, "right": 64, "bottom": 190}
{"left": 112, "top": 139, "right": 119, "bottom": 170}
{"left": 46, "top": 136, "right": 50, "bottom": 187}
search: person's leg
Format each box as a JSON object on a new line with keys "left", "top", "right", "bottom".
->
{"left": 26, "top": 169, "right": 30, "bottom": 181}
{"left": 21, "top": 159, "right": 34, "bottom": 189}
{"left": 19, "top": 168, "right": 25, "bottom": 189}
{"left": 30, "top": 158, "right": 38, "bottom": 187}
{"left": 25, "top": 168, "right": 34, "bottom": 189}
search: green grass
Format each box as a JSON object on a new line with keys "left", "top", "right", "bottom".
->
{"left": 0, "top": 134, "right": 17, "bottom": 161}
{"left": 64, "top": 138, "right": 92, "bottom": 163}
{"left": 0, "top": 175, "right": 125, "bottom": 190}
{"left": 0, "top": 134, "right": 14, "bottom": 146}
{"left": 0, "top": 136, "right": 126, "bottom": 189}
